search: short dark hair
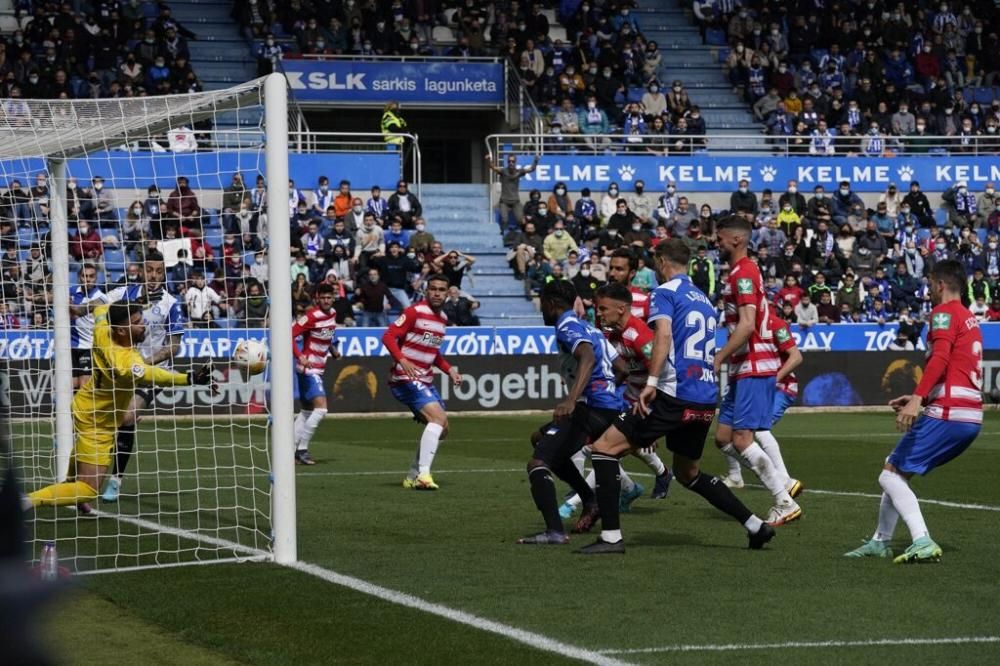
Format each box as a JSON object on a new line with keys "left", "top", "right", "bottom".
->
{"left": 315, "top": 282, "right": 335, "bottom": 295}
{"left": 654, "top": 237, "right": 691, "bottom": 267}
{"left": 144, "top": 249, "right": 165, "bottom": 263}
{"left": 108, "top": 301, "right": 140, "bottom": 327}
{"left": 929, "top": 259, "right": 967, "bottom": 293}
{"left": 716, "top": 214, "right": 752, "bottom": 236}
{"left": 426, "top": 273, "right": 451, "bottom": 289}
{"left": 540, "top": 279, "right": 578, "bottom": 310}
{"left": 595, "top": 281, "right": 632, "bottom": 304}
{"left": 610, "top": 247, "right": 638, "bottom": 271}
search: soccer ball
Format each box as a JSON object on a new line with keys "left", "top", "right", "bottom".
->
{"left": 233, "top": 340, "right": 268, "bottom": 376}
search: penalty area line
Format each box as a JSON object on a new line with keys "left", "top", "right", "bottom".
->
{"left": 95, "top": 510, "right": 632, "bottom": 666}
{"left": 598, "top": 635, "right": 1000, "bottom": 655}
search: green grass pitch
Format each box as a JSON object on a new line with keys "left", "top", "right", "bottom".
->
{"left": 34, "top": 412, "right": 1000, "bottom": 665}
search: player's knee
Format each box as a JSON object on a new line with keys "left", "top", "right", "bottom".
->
{"left": 672, "top": 465, "right": 699, "bottom": 486}
{"left": 529, "top": 430, "right": 543, "bottom": 448}
{"left": 527, "top": 458, "right": 547, "bottom": 474}
{"left": 311, "top": 408, "right": 328, "bottom": 419}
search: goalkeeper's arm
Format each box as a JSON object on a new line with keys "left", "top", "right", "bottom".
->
{"left": 112, "top": 346, "right": 213, "bottom": 387}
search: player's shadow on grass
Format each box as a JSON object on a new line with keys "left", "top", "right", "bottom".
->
{"left": 627, "top": 529, "right": 747, "bottom": 550}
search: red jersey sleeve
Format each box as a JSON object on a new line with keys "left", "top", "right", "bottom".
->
{"left": 731, "top": 264, "right": 761, "bottom": 309}
{"left": 381, "top": 307, "right": 416, "bottom": 362}
{"left": 291, "top": 311, "right": 314, "bottom": 361}
{"left": 913, "top": 307, "right": 957, "bottom": 399}
{"left": 772, "top": 317, "right": 797, "bottom": 353}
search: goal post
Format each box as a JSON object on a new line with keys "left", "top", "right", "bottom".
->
{"left": 2, "top": 72, "right": 296, "bottom": 572}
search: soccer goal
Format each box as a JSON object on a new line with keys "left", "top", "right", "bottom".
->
{"left": 0, "top": 73, "right": 297, "bottom": 573}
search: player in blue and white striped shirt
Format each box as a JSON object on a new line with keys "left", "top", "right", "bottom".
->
{"left": 577, "top": 239, "right": 774, "bottom": 554}
{"left": 70, "top": 263, "right": 109, "bottom": 389}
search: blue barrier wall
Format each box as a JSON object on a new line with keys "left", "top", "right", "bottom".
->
{"left": 283, "top": 60, "right": 505, "bottom": 105}
{"left": 3, "top": 323, "right": 997, "bottom": 360}
{"left": 0, "top": 151, "right": 401, "bottom": 190}
{"left": 507, "top": 154, "right": 1000, "bottom": 192}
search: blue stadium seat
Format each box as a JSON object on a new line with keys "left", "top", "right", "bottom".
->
{"left": 933, "top": 208, "right": 947, "bottom": 226}
{"left": 928, "top": 148, "right": 949, "bottom": 156}
{"left": 974, "top": 87, "right": 995, "bottom": 105}
{"left": 108, "top": 270, "right": 124, "bottom": 285}
{"left": 243, "top": 251, "right": 255, "bottom": 266}
{"left": 706, "top": 29, "right": 727, "bottom": 46}
{"left": 626, "top": 87, "right": 643, "bottom": 103}
{"left": 977, "top": 228, "right": 988, "bottom": 244}
{"left": 204, "top": 227, "right": 224, "bottom": 252}
{"left": 717, "top": 48, "right": 730, "bottom": 62}
{"left": 202, "top": 210, "right": 222, "bottom": 228}
{"left": 809, "top": 48, "right": 828, "bottom": 66}
{"left": 915, "top": 228, "right": 932, "bottom": 244}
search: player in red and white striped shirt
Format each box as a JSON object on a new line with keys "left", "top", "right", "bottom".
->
{"left": 381, "top": 274, "right": 462, "bottom": 490}
{"left": 725, "top": 313, "right": 805, "bottom": 497}
{"left": 558, "top": 283, "right": 674, "bottom": 519}
{"left": 713, "top": 216, "right": 801, "bottom": 527}
{"left": 846, "top": 260, "right": 983, "bottom": 563}
{"left": 291, "top": 283, "right": 340, "bottom": 465}
{"left": 606, "top": 248, "right": 651, "bottom": 320}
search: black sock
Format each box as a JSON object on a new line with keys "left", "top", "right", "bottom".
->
{"left": 683, "top": 472, "right": 752, "bottom": 525}
{"left": 592, "top": 454, "right": 621, "bottom": 532}
{"left": 114, "top": 424, "right": 136, "bottom": 477}
{"left": 552, "top": 459, "right": 594, "bottom": 507}
{"left": 528, "top": 466, "right": 563, "bottom": 533}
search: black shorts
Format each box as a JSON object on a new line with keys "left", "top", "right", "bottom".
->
{"left": 615, "top": 392, "right": 716, "bottom": 461}
{"left": 71, "top": 349, "right": 92, "bottom": 378}
{"left": 533, "top": 405, "right": 619, "bottom": 467}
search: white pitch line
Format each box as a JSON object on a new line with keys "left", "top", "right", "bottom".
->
{"left": 738, "top": 483, "right": 1000, "bottom": 513}
{"left": 75, "top": 555, "right": 270, "bottom": 577}
{"left": 599, "top": 635, "right": 1000, "bottom": 655}
{"left": 286, "top": 560, "right": 632, "bottom": 666}
{"left": 93, "top": 511, "right": 632, "bottom": 666}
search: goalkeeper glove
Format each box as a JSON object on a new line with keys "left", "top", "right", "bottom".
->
{"left": 187, "top": 362, "right": 214, "bottom": 385}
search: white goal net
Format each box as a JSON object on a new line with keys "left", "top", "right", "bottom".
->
{"left": 0, "top": 74, "right": 296, "bottom": 573}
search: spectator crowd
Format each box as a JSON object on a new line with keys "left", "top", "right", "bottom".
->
{"left": 0, "top": 2, "right": 204, "bottom": 103}
{"left": 497, "top": 170, "right": 1000, "bottom": 332}
{"left": 0, "top": 170, "right": 483, "bottom": 330}
{"left": 700, "top": 0, "right": 1000, "bottom": 153}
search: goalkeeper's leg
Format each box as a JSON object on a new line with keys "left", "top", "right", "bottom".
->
{"left": 31, "top": 447, "right": 108, "bottom": 508}
{"left": 101, "top": 393, "right": 148, "bottom": 502}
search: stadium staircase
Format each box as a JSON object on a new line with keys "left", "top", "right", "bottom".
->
{"left": 420, "top": 184, "right": 542, "bottom": 327}
{"left": 635, "top": 3, "right": 765, "bottom": 150}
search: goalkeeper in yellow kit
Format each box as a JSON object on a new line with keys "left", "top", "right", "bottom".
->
{"left": 27, "top": 301, "right": 213, "bottom": 508}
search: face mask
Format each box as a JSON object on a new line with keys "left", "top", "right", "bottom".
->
{"left": 987, "top": 189, "right": 996, "bottom": 195}
{"left": 369, "top": 276, "right": 379, "bottom": 283}
{"left": 556, "top": 188, "right": 565, "bottom": 195}
{"left": 553, "top": 229, "right": 564, "bottom": 238}
{"left": 916, "top": 125, "right": 926, "bottom": 131}
{"left": 631, "top": 223, "right": 642, "bottom": 232}
{"left": 603, "top": 71, "right": 611, "bottom": 78}
{"left": 609, "top": 188, "right": 618, "bottom": 196}
{"left": 415, "top": 224, "right": 425, "bottom": 232}
{"left": 959, "top": 187, "right": 967, "bottom": 195}
{"left": 990, "top": 243, "right": 998, "bottom": 250}
{"left": 945, "top": 109, "right": 953, "bottom": 115}
{"left": 905, "top": 225, "right": 914, "bottom": 233}
{"left": 650, "top": 85, "right": 658, "bottom": 93}
{"left": 132, "top": 206, "right": 142, "bottom": 214}
{"left": 581, "top": 268, "right": 590, "bottom": 277}
{"left": 587, "top": 101, "right": 596, "bottom": 109}
{"left": 778, "top": 66, "right": 787, "bottom": 73}
{"left": 538, "top": 207, "right": 547, "bottom": 215}
{"left": 607, "top": 230, "right": 618, "bottom": 237}
{"left": 901, "top": 208, "right": 910, "bottom": 214}
{"left": 94, "top": 183, "right": 103, "bottom": 191}
{"left": 783, "top": 205, "right": 792, "bottom": 212}
{"left": 736, "top": 45, "right": 744, "bottom": 53}
{"left": 28, "top": 76, "right": 38, "bottom": 84}
{"left": 739, "top": 186, "right": 748, "bottom": 193}
{"left": 406, "top": 252, "right": 416, "bottom": 259}
{"left": 320, "top": 185, "right": 328, "bottom": 192}
{"left": 840, "top": 188, "right": 849, "bottom": 195}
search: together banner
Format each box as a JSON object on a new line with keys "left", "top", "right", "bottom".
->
{"left": 283, "top": 60, "right": 505, "bottom": 106}
{"left": 512, "top": 154, "right": 1000, "bottom": 192}
{"left": 3, "top": 352, "right": 999, "bottom": 413}
{"left": 2, "top": 323, "right": 998, "bottom": 362}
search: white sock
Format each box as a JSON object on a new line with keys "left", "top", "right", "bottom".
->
{"left": 743, "top": 514, "right": 763, "bottom": 533}
{"left": 620, "top": 466, "right": 636, "bottom": 493}
{"left": 600, "top": 529, "right": 622, "bottom": 543}
{"left": 294, "top": 411, "right": 311, "bottom": 450}
{"left": 755, "top": 430, "right": 790, "bottom": 484}
{"left": 879, "top": 469, "right": 928, "bottom": 541}
{"left": 634, "top": 448, "right": 666, "bottom": 476}
{"left": 740, "top": 442, "right": 794, "bottom": 505}
{"left": 298, "top": 409, "right": 326, "bottom": 452}
{"left": 874, "top": 492, "right": 899, "bottom": 542}
{"left": 571, "top": 449, "right": 586, "bottom": 478}
{"left": 719, "top": 443, "right": 748, "bottom": 481}
{"left": 406, "top": 452, "right": 420, "bottom": 481}
{"left": 417, "top": 423, "right": 444, "bottom": 475}
{"left": 564, "top": 470, "right": 596, "bottom": 510}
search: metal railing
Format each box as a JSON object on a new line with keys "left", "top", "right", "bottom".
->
{"left": 486, "top": 132, "right": 1000, "bottom": 157}
{"left": 298, "top": 54, "right": 503, "bottom": 63}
